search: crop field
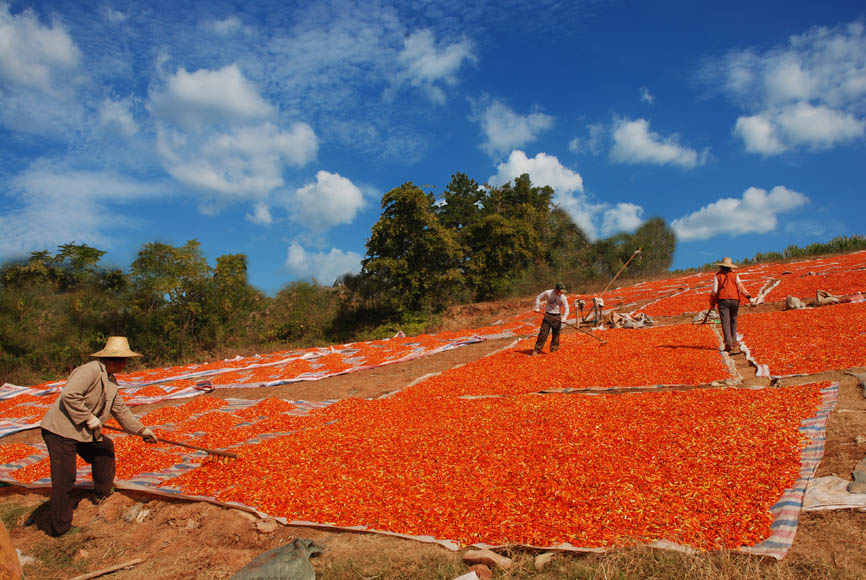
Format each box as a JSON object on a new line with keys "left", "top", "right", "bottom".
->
{"left": 0, "top": 251, "right": 864, "bottom": 579}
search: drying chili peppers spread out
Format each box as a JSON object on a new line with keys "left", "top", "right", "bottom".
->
{"left": 405, "top": 324, "right": 728, "bottom": 398}
{"left": 739, "top": 301, "right": 866, "bottom": 376}
{"left": 161, "top": 382, "right": 824, "bottom": 550}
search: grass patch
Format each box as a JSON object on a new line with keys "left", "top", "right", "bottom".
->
{"left": 0, "top": 500, "right": 29, "bottom": 529}
{"left": 313, "top": 540, "right": 856, "bottom": 580}
{"left": 25, "top": 530, "right": 89, "bottom": 578}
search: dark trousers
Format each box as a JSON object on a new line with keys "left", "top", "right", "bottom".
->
{"left": 41, "top": 428, "right": 115, "bottom": 535}
{"left": 534, "top": 313, "right": 562, "bottom": 353}
{"left": 717, "top": 299, "right": 740, "bottom": 349}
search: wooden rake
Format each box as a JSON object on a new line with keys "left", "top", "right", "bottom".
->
{"left": 102, "top": 424, "right": 238, "bottom": 459}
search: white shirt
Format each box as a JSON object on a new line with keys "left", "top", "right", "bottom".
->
{"left": 535, "top": 289, "right": 570, "bottom": 320}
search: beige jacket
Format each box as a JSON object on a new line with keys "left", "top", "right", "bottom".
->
{"left": 40, "top": 360, "right": 144, "bottom": 442}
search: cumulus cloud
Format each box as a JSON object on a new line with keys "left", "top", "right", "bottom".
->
{"left": 601, "top": 203, "right": 644, "bottom": 237}
{"left": 286, "top": 242, "right": 362, "bottom": 285}
{"left": 705, "top": 21, "right": 866, "bottom": 154}
{"left": 0, "top": 4, "right": 81, "bottom": 91}
{"left": 671, "top": 186, "right": 809, "bottom": 241}
{"left": 475, "top": 99, "right": 554, "bottom": 158}
{"left": 396, "top": 29, "right": 475, "bottom": 104}
{"left": 610, "top": 118, "right": 706, "bottom": 168}
{"left": 156, "top": 121, "right": 317, "bottom": 200}
{"left": 489, "top": 150, "right": 643, "bottom": 240}
{"left": 149, "top": 64, "right": 274, "bottom": 130}
{"left": 734, "top": 103, "right": 865, "bottom": 154}
{"left": 290, "top": 170, "right": 365, "bottom": 231}
{"left": 99, "top": 97, "right": 138, "bottom": 136}
{"left": 489, "top": 150, "right": 583, "bottom": 193}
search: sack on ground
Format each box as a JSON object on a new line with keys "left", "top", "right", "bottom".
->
{"left": 230, "top": 538, "right": 323, "bottom": 580}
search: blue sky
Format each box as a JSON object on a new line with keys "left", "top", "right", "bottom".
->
{"left": 1, "top": 0, "right": 864, "bottom": 295}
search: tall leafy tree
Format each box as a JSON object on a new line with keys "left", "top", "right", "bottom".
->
{"left": 362, "top": 182, "right": 464, "bottom": 313}
{"left": 436, "top": 172, "right": 484, "bottom": 232}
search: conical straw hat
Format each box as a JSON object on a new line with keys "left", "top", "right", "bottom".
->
{"left": 89, "top": 336, "right": 142, "bottom": 358}
{"left": 714, "top": 256, "right": 738, "bottom": 269}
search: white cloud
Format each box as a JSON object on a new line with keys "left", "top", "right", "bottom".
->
{"left": 734, "top": 102, "right": 866, "bottom": 154}
{"left": 490, "top": 150, "right": 584, "bottom": 194}
{"left": 202, "top": 16, "right": 243, "bottom": 35}
{"left": 671, "top": 185, "right": 809, "bottom": 241}
{"left": 706, "top": 21, "right": 866, "bottom": 153}
{"left": 489, "top": 150, "right": 642, "bottom": 240}
{"left": 286, "top": 242, "right": 362, "bottom": 285}
{"left": 103, "top": 6, "right": 127, "bottom": 24}
{"left": 733, "top": 114, "right": 786, "bottom": 155}
{"left": 0, "top": 4, "right": 81, "bottom": 91}
{"left": 0, "top": 165, "right": 165, "bottom": 258}
{"left": 290, "top": 170, "right": 365, "bottom": 231}
{"left": 99, "top": 97, "right": 138, "bottom": 136}
{"left": 246, "top": 203, "right": 273, "bottom": 225}
{"left": 639, "top": 86, "right": 654, "bottom": 104}
{"left": 149, "top": 64, "right": 274, "bottom": 130}
{"left": 396, "top": 29, "right": 475, "bottom": 104}
{"left": 601, "top": 203, "right": 644, "bottom": 237}
{"left": 156, "top": 121, "right": 318, "bottom": 200}
{"left": 610, "top": 118, "right": 706, "bottom": 168}
{"left": 475, "top": 99, "right": 554, "bottom": 158}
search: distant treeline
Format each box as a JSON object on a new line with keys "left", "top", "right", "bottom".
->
{"left": 23, "top": 170, "right": 842, "bottom": 384}
{"left": 673, "top": 235, "right": 866, "bottom": 273}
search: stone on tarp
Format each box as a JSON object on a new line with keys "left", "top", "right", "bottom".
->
{"left": 849, "top": 458, "right": 866, "bottom": 495}
{"left": 693, "top": 309, "right": 719, "bottom": 324}
{"left": 785, "top": 296, "right": 806, "bottom": 310}
{"left": 229, "top": 538, "right": 323, "bottom": 580}
{"left": 462, "top": 548, "right": 512, "bottom": 570}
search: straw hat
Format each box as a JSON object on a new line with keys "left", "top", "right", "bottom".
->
{"left": 90, "top": 336, "right": 142, "bottom": 358}
{"left": 715, "top": 257, "right": 738, "bottom": 269}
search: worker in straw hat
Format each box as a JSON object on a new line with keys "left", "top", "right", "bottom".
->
{"left": 40, "top": 337, "right": 157, "bottom": 537}
{"left": 531, "top": 282, "right": 570, "bottom": 355}
{"left": 708, "top": 257, "right": 753, "bottom": 354}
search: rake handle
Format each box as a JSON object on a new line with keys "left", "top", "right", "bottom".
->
{"left": 102, "top": 424, "right": 238, "bottom": 459}
{"left": 558, "top": 317, "right": 608, "bottom": 344}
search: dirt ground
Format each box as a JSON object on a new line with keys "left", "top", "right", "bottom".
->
{"left": 1, "top": 298, "right": 865, "bottom": 579}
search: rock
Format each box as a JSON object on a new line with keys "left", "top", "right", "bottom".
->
{"left": 849, "top": 482, "right": 866, "bottom": 494}
{"left": 468, "top": 564, "right": 492, "bottom": 580}
{"left": 122, "top": 503, "right": 151, "bottom": 523}
{"left": 75, "top": 548, "right": 89, "bottom": 561}
{"left": 462, "top": 548, "right": 512, "bottom": 570}
{"left": 255, "top": 518, "right": 279, "bottom": 534}
{"left": 16, "top": 549, "right": 36, "bottom": 567}
{"left": 451, "top": 573, "right": 479, "bottom": 580}
{"left": 535, "top": 552, "right": 555, "bottom": 571}
{"left": 855, "top": 435, "right": 866, "bottom": 445}
{"left": 185, "top": 518, "right": 200, "bottom": 530}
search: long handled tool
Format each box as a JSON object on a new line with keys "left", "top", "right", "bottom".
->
{"left": 561, "top": 318, "right": 608, "bottom": 344}
{"left": 102, "top": 424, "right": 238, "bottom": 459}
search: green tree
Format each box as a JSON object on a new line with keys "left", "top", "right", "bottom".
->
{"left": 463, "top": 213, "right": 537, "bottom": 300}
{"left": 129, "top": 240, "right": 212, "bottom": 359}
{"left": 435, "top": 173, "right": 484, "bottom": 232}
{"left": 362, "top": 182, "right": 464, "bottom": 314}
{"left": 629, "top": 217, "right": 677, "bottom": 276}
